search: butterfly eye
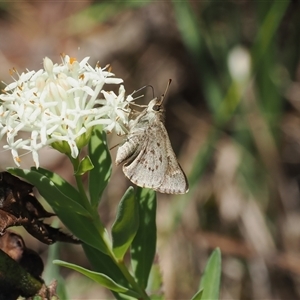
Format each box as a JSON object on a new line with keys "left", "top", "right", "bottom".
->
{"left": 152, "top": 104, "right": 160, "bottom": 111}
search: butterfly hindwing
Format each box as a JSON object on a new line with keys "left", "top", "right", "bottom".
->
{"left": 116, "top": 84, "right": 189, "bottom": 194}
{"left": 122, "top": 124, "right": 167, "bottom": 189}
{"left": 157, "top": 123, "right": 189, "bottom": 194}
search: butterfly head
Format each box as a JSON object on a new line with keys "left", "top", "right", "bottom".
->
{"left": 147, "top": 79, "right": 172, "bottom": 113}
{"left": 148, "top": 98, "right": 162, "bottom": 113}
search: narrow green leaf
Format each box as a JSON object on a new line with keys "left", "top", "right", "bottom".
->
{"left": 54, "top": 260, "right": 140, "bottom": 298}
{"left": 112, "top": 187, "right": 139, "bottom": 260}
{"left": 88, "top": 125, "right": 112, "bottom": 207}
{"left": 199, "top": 248, "right": 222, "bottom": 300}
{"left": 191, "top": 289, "right": 203, "bottom": 300}
{"left": 29, "top": 167, "right": 84, "bottom": 208}
{"left": 150, "top": 295, "right": 164, "bottom": 300}
{"left": 82, "top": 244, "right": 129, "bottom": 287}
{"left": 172, "top": 0, "right": 202, "bottom": 60}
{"left": 252, "top": 0, "right": 290, "bottom": 70}
{"left": 43, "top": 222, "right": 68, "bottom": 300}
{"left": 82, "top": 244, "right": 135, "bottom": 299}
{"left": 75, "top": 156, "right": 94, "bottom": 175}
{"left": 8, "top": 168, "right": 109, "bottom": 254}
{"left": 131, "top": 188, "right": 156, "bottom": 289}
{"left": 147, "top": 264, "right": 163, "bottom": 298}
{"left": 8, "top": 168, "right": 88, "bottom": 217}
{"left": 82, "top": 244, "right": 127, "bottom": 284}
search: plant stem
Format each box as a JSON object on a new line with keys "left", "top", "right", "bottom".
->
{"left": 68, "top": 155, "right": 92, "bottom": 212}
{"left": 69, "top": 155, "right": 149, "bottom": 299}
{"left": 117, "top": 260, "right": 150, "bottom": 300}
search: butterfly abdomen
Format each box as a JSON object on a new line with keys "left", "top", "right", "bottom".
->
{"left": 116, "top": 135, "right": 142, "bottom": 165}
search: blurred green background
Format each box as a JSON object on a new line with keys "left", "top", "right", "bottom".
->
{"left": 1, "top": 0, "right": 300, "bottom": 299}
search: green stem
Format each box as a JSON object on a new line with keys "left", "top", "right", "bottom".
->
{"left": 68, "top": 155, "right": 112, "bottom": 248}
{"left": 68, "top": 155, "right": 91, "bottom": 211}
{"left": 117, "top": 260, "right": 150, "bottom": 300}
{"left": 74, "top": 173, "right": 92, "bottom": 211}
{"left": 68, "top": 155, "right": 149, "bottom": 298}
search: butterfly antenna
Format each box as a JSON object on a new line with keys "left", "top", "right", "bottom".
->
{"left": 110, "top": 143, "right": 120, "bottom": 151}
{"left": 159, "top": 79, "right": 172, "bottom": 105}
{"left": 131, "top": 84, "right": 155, "bottom": 98}
{"left": 129, "top": 84, "right": 155, "bottom": 108}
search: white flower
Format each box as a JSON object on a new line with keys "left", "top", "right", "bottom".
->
{"left": 227, "top": 46, "right": 251, "bottom": 83}
{"left": 0, "top": 55, "right": 129, "bottom": 167}
{"left": 93, "top": 85, "right": 134, "bottom": 135}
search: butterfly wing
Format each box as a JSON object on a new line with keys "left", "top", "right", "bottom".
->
{"left": 122, "top": 122, "right": 188, "bottom": 194}
{"left": 116, "top": 134, "right": 144, "bottom": 166}
{"left": 156, "top": 123, "right": 189, "bottom": 194}
{"left": 122, "top": 124, "right": 168, "bottom": 189}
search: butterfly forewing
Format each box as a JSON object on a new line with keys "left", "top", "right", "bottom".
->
{"left": 157, "top": 124, "right": 189, "bottom": 194}
{"left": 116, "top": 134, "right": 144, "bottom": 166}
{"left": 116, "top": 84, "right": 189, "bottom": 194}
{"left": 122, "top": 124, "right": 168, "bottom": 189}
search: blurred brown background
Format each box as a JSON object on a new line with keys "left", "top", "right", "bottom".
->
{"left": 1, "top": 0, "right": 300, "bottom": 299}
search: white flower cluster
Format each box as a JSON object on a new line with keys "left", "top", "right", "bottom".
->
{"left": 0, "top": 55, "right": 131, "bottom": 167}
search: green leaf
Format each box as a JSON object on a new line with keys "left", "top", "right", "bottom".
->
{"left": 88, "top": 125, "right": 112, "bottom": 207}
{"left": 82, "top": 244, "right": 129, "bottom": 288}
{"left": 54, "top": 260, "right": 140, "bottom": 298}
{"left": 131, "top": 188, "right": 156, "bottom": 289}
{"left": 172, "top": 0, "right": 202, "bottom": 61}
{"left": 112, "top": 187, "right": 139, "bottom": 260}
{"left": 75, "top": 156, "right": 94, "bottom": 175}
{"left": 8, "top": 168, "right": 109, "bottom": 254}
{"left": 199, "top": 248, "right": 221, "bottom": 300}
{"left": 147, "top": 264, "right": 163, "bottom": 298}
{"left": 82, "top": 244, "right": 135, "bottom": 299}
{"left": 30, "top": 167, "right": 85, "bottom": 209}
{"left": 191, "top": 289, "right": 203, "bottom": 300}
{"left": 8, "top": 168, "right": 88, "bottom": 217}
{"left": 150, "top": 295, "right": 164, "bottom": 300}
{"left": 43, "top": 223, "right": 68, "bottom": 300}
